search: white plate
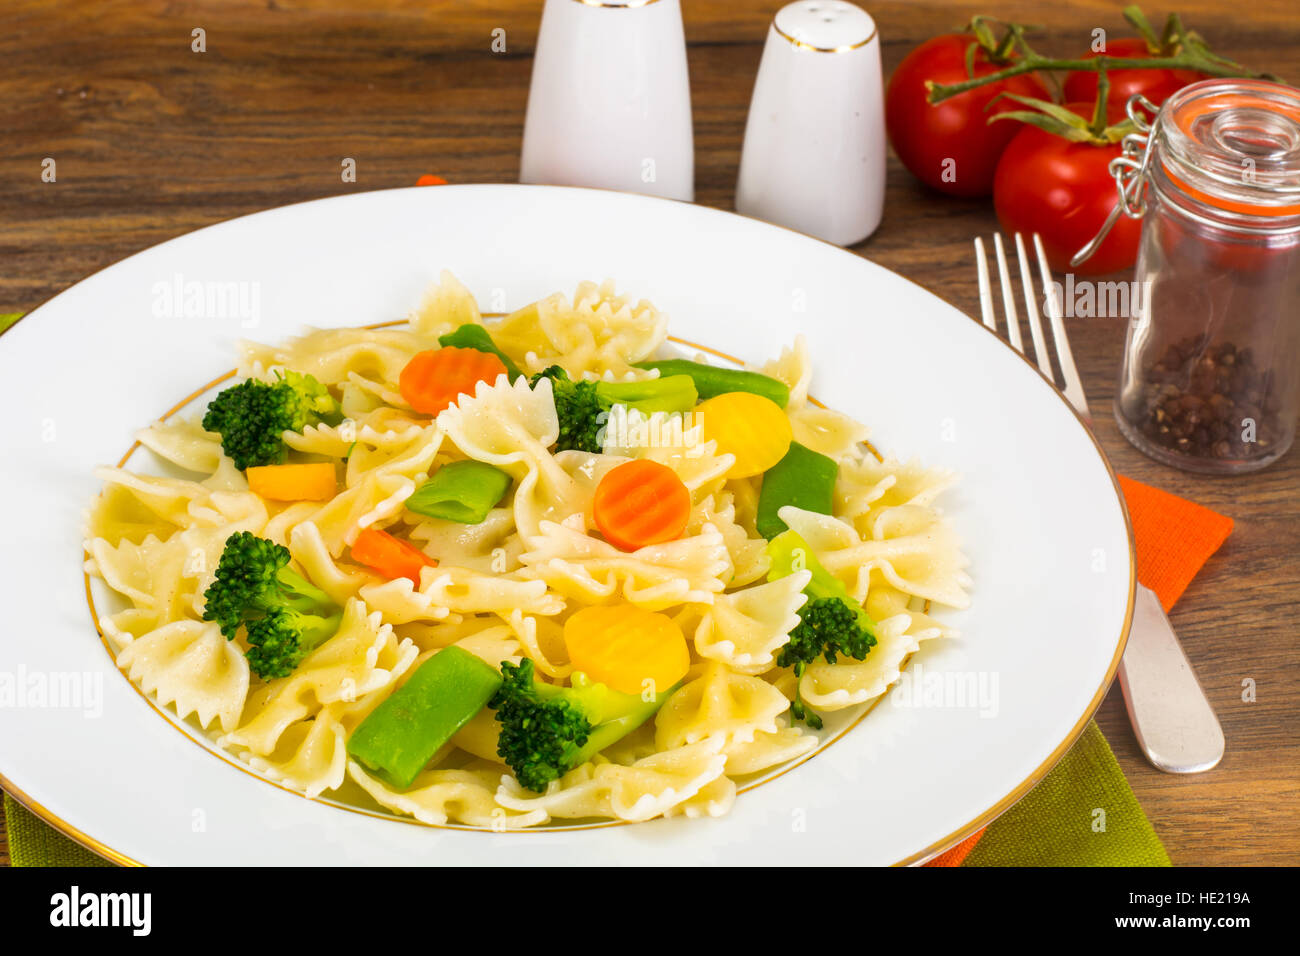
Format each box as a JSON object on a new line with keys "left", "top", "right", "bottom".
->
{"left": 0, "top": 185, "right": 1133, "bottom": 866}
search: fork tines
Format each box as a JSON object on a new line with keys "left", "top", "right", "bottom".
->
{"left": 974, "top": 232, "right": 1091, "bottom": 421}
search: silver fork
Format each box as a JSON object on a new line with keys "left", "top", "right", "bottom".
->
{"left": 975, "top": 232, "right": 1225, "bottom": 774}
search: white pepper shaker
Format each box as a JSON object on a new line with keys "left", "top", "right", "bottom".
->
{"left": 520, "top": 0, "right": 694, "bottom": 202}
{"left": 735, "top": 1, "right": 885, "bottom": 245}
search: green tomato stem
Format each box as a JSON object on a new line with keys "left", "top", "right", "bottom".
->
{"left": 926, "top": 53, "right": 1279, "bottom": 105}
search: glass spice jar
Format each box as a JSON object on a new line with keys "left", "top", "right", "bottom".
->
{"left": 1113, "top": 79, "right": 1300, "bottom": 474}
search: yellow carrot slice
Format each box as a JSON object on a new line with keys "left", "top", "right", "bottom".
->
{"left": 246, "top": 462, "right": 337, "bottom": 501}
{"left": 563, "top": 605, "right": 690, "bottom": 697}
{"left": 696, "top": 391, "right": 793, "bottom": 478}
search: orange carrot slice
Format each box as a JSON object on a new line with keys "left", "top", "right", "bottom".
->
{"left": 591, "top": 459, "right": 691, "bottom": 552}
{"left": 246, "top": 463, "right": 337, "bottom": 501}
{"left": 399, "top": 347, "right": 508, "bottom": 415}
{"left": 563, "top": 605, "right": 690, "bottom": 697}
{"left": 350, "top": 528, "right": 437, "bottom": 585}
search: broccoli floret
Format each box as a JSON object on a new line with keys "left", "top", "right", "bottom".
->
{"left": 768, "top": 530, "right": 878, "bottom": 730}
{"left": 201, "top": 530, "right": 342, "bottom": 679}
{"left": 776, "top": 598, "right": 876, "bottom": 729}
{"left": 528, "top": 366, "right": 698, "bottom": 453}
{"left": 202, "top": 369, "right": 343, "bottom": 469}
{"left": 489, "top": 659, "right": 672, "bottom": 792}
{"left": 530, "top": 367, "right": 606, "bottom": 453}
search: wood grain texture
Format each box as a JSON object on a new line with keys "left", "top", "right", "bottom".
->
{"left": 1, "top": 0, "right": 1297, "bottom": 866}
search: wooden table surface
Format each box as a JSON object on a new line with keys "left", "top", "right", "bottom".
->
{"left": 1, "top": 0, "right": 1296, "bottom": 866}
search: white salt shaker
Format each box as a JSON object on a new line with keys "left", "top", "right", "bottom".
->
{"left": 735, "top": 1, "right": 885, "bottom": 245}
{"left": 519, "top": 0, "right": 694, "bottom": 202}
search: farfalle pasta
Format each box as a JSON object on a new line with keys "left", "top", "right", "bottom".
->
{"left": 84, "top": 272, "right": 970, "bottom": 829}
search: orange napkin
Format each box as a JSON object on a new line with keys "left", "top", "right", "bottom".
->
{"left": 924, "top": 474, "right": 1234, "bottom": 867}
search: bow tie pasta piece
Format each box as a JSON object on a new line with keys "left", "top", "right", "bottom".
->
{"left": 348, "top": 761, "right": 548, "bottom": 829}
{"left": 496, "top": 608, "right": 570, "bottom": 680}
{"left": 437, "top": 375, "right": 590, "bottom": 541}
{"left": 238, "top": 325, "right": 440, "bottom": 394}
{"left": 758, "top": 335, "right": 812, "bottom": 409}
{"left": 689, "top": 493, "right": 771, "bottom": 588}
{"left": 86, "top": 533, "right": 193, "bottom": 629}
{"left": 424, "top": 566, "right": 564, "bottom": 615}
{"left": 281, "top": 405, "right": 429, "bottom": 460}
{"left": 407, "top": 269, "right": 485, "bottom": 339}
{"left": 865, "top": 585, "right": 959, "bottom": 643}
{"left": 261, "top": 501, "right": 325, "bottom": 548}
{"left": 343, "top": 369, "right": 409, "bottom": 411}
{"left": 135, "top": 416, "right": 225, "bottom": 475}
{"left": 787, "top": 403, "right": 873, "bottom": 462}
{"left": 721, "top": 721, "right": 820, "bottom": 777}
{"left": 439, "top": 365, "right": 560, "bottom": 455}
{"left": 519, "top": 519, "right": 730, "bottom": 611}
{"left": 307, "top": 429, "right": 443, "bottom": 557}
{"left": 835, "top": 456, "right": 959, "bottom": 533}
{"left": 494, "top": 737, "right": 729, "bottom": 824}
{"left": 655, "top": 662, "right": 795, "bottom": 751}
{"left": 220, "top": 598, "right": 417, "bottom": 757}
{"left": 693, "top": 571, "right": 811, "bottom": 675}
{"left": 355, "top": 577, "right": 454, "bottom": 625}
{"left": 664, "top": 774, "right": 739, "bottom": 819}
{"left": 235, "top": 692, "right": 388, "bottom": 799}
{"left": 101, "top": 608, "right": 181, "bottom": 655}
{"left": 492, "top": 279, "right": 668, "bottom": 377}
{"left": 407, "top": 507, "right": 521, "bottom": 573}
{"left": 87, "top": 467, "right": 270, "bottom": 549}
{"left": 778, "top": 506, "right": 972, "bottom": 610}
{"left": 360, "top": 566, "right": 562, "bottom": 622}
{"left": 86, "top": 467, "right": 214, "bottom": 546}
{"left": 342, "top": 424, "right": 443, "bottom": 491}
{"left": 116, "top": 619, "right": 250, "bottom": 733}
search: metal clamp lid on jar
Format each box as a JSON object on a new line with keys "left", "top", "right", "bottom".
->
{"left": 1073, "top": 78, "right": 1300, "bottom": 266}
{"left": 1070, "top": 94, "right": 1160, "bottom": 266}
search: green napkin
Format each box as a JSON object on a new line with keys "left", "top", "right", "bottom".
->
{"left": 3, "top": 793, "right": 111, "bottom": 867}
{"left": 3, "top": 721, "right": 1166, "bottom": 866}
{"left": 964, "top": 721, "right": 1170, "bottom": 866}
{"left": 0, "top": 312, "right": 22, "bottom": 335}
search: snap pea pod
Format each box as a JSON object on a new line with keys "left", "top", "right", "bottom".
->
{"left": 405, "top": 460, "right": 512, "bottom": 524}
{"left": 755, "top": 442, "right": 838, "bottom": 538}
{"left": 632, "top": 359, "right": 789, "bottom": 408}
{"left": 438, "top": 324, "right": 524, "bottom": 381}
{"left": 346, "top": 646, "right": 502, "bottom": 789}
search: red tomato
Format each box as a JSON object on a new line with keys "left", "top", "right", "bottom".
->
{"left": 886, "top": 34, "right": 1051, "bottom": 198}
{"left": 993, "top": 103, "right": 1142, "bottom": 275}
{"left": 1062, "top": 37, "right": 1202, "bottom": 108}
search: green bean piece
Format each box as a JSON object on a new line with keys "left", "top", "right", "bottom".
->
{"left": 755, "top": 441, "right": 838, "bottom": 539}
{"left": 633, "top": 359, "right": 789, "bottom": 408}
{"left": 438, "top": 324, "right": 524, "bottom": 381}
{"left": 405, "top": 460, "right": 512, "bottom": 524}
{"left": 595, "top": 374, "right": 698, "bottom": 413}
{"left": 347, "top": 647, "right": 502, "bottom": 789}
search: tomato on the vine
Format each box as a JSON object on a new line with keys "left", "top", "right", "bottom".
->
{"left": 1062, "top": 37, "right": 1202, "bottom": 108}
{"left": 886, "top": 33, "right": 1050, "bottom": 198}
{"left": 992, "top": 103, "right": 1142, "bottom": 275}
